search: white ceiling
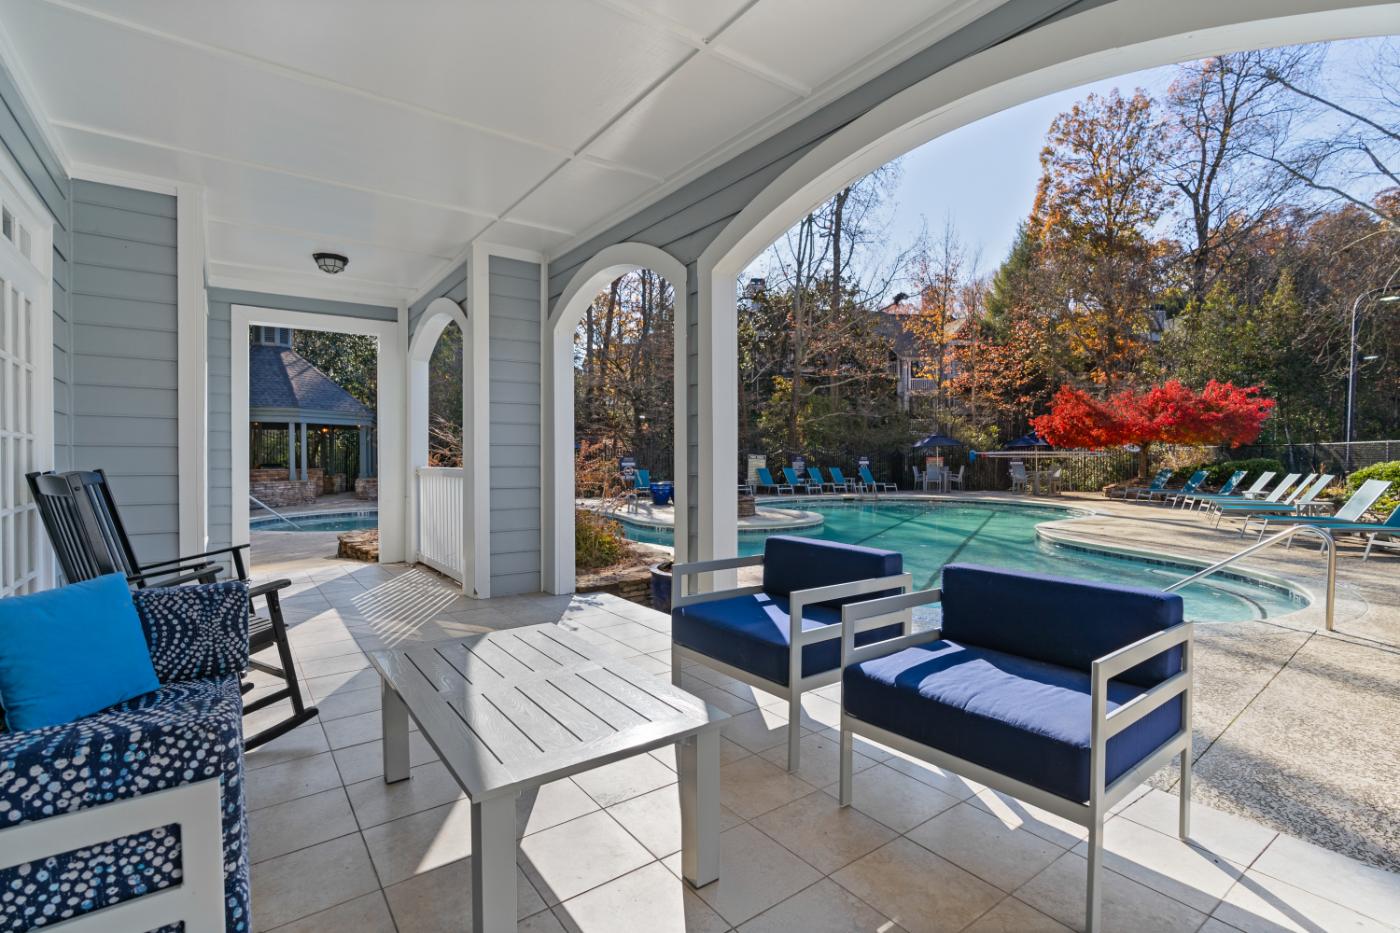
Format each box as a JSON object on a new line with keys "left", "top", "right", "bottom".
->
{"left": 1, "top": 0, "right": 1004, "bottom": 304}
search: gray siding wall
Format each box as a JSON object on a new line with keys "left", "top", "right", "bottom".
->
{"left": 70, "top": 181, "right": 180, "bottom": 562}
{"left": 205, "top": 288, "right": 397, "bottom": 550}
{"left": 0, "top": 59, "right": 72, "bottom": 472}
{"left": 407, "top": 260, "right": 466, "bottom": 344}
{"left": 488, "top": 256, "right": 542, "bottom": 596}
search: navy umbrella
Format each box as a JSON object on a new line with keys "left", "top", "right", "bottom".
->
{"left": 912, "top": 433, "right": 962, "bottom": 450}
{"left": 1006, "top": 433, "right": 1052, "bottom": 449}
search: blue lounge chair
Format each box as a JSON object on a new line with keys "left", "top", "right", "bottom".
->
{"left": 1114, "top": 468, "right": 1172, "bottom": 499}
{"left": 756, "top": 467, "right": 790, "bottom": 494}
{"left": 829, "top": 467, "right": 857, "bottom": 492}
{"left": 1168, "top": 470, "right": 1246, "bottom": 509}
{"left": 1183, "top": 471, "right": 1276, "bottom": 511}
{"left": 1137, "top": 469, "right": 1207, "bottom": 503}
{"left": 1221, "top": 474, "right": 1333, "bottom": 534}
{"left": 1298, "top": 504, "right": 1399, "bottom": 559}
{"left": 808, "top": 465, "right": 838, "bottom": 492}
{"left": 836, "top": 565, "right": 1192, "bottom": 933}
{"left": 859, "top": 466, "right": 896, "bottom": 493}
{"left": 1205, "top": 472, "right": 1300, "bottom": 522}
{"left": 783, "top": 466, "right": 821, "bottom": 494}
{"left": 632, "top": 468, "right": 651, "bottom": 490}
{"left": 1251, "top": 479, "right": 1392, "bottom": 535}
{"left": 671, "top": 536, "right": 911, "bottom": 770}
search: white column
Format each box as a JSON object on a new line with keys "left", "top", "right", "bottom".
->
{"left": 299, "top": 421, "right": 309, "bottom": 480}
{"left": 287, "top": 423, "right": 296, "bottom": 481}
{"left": 465, "top": 243, "right": 494, "bottom": 598}
{"left": 696, "top": 265, "right": 738, "bottom": 574}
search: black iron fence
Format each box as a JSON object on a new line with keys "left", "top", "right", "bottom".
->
{"left": 249, "top": 424, "right": 366, "bottom": 480}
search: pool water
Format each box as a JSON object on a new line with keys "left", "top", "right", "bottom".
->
{"left": 251, "top": 511, "right": 377, "bottom": 533}
{"left": 618, "top": 499, "right": 1304, "bottom": 623}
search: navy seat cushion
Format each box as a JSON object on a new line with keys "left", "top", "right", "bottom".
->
{"left": 674, "top": 593, "right": 902, "bottom": 686}
{"left": 844, "top": 641, "right": 1182, "bottom": 802}
{"left": 940, "top": 564, "right": 1183, "bottom": 686}
{"left": 762, "top": 536, "right": 902, "bottom": 607}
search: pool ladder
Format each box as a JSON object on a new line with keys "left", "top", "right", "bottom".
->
{"left": 1164, "top": 525, "right": 1336, "bottom": 631}
{"left": 249, "top": 494, "right": 305, "bottom": 531}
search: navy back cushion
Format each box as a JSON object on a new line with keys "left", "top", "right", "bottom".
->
{"left": 762, "top": 536, "right": 902, "bottom": 607}
{"left": 939, "top": 564, "right": 1184, "bottom": 686}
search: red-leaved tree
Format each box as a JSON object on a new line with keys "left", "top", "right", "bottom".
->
{"left": 1032, "top": 380, "right": 1275, "bottom": 479}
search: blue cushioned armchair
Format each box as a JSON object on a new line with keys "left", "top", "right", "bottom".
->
{"left": 836, "top": 565, "right": 1193, "bottom": 933}
{"left": 0, "top": 583, "right": 252, "bottom": 932}
{"left": 671, "top": 536, "right": 911, "bottom": 771}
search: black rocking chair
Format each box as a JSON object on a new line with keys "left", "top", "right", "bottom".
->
{"left": 26, "top": 469, "right": 319, "bottom": 749}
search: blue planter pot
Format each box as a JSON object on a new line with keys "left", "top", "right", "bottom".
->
{"left": 650, "top": 561, "right": 673, "bottom": 612}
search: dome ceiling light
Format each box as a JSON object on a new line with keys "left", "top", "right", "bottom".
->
{"left": 313, "top": 252, "right": 348, "bottom": 275}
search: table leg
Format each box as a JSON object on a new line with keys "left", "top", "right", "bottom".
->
{"left": 472, "top": 794, "right": 518, "bottom": 933}
{"left": 678, "top": 728, "right": 720, "bottom": 887}
{"left": 382, "top": 680, "right": 410, "bottom": 784}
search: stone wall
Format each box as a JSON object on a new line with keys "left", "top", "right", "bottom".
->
{"left": 250, "top": 467, "right": 324, "bottom": 507}
{"left": 354, "top": 478, "right": 378, "bottom": 500}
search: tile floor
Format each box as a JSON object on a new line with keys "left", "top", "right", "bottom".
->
{"left": 240, "top": 557, "right": 1400, "bottom": 932}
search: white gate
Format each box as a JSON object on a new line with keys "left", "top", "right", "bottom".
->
{"left": 0, "top": 154, "right": 52, "bottom": 597}
{"left": 416, "top": 466, "right": 463, "bottom": 581}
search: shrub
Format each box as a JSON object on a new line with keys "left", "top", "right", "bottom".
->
{"left": 575, "top": 508, "right": 628, "bottom": 571}
{"left": 1346, "top": 461, "right": 1400, "bottom": 516}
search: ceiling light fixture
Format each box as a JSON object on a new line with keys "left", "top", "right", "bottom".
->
{"left": 313, "top": 252, "right": 348, "bottom": 275}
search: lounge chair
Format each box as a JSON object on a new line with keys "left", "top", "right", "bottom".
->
{"left": 836, "top": 564, "right": 1192, "bottom": 933}
{"left": 756, "top": 467, "right": 791, "bottom": 494}
{"left": 1203, "top": 472, "right": 1299, "bottom": 518}
{"left": 671, "top": 535, "right": 911, "bottom": 770}
{"left": 783, "top": 466, "right": 821, "bottom": 494}
{"left": 1249, "top": 479, "right": 1392, "bottom": 535}
{"left": 633, "top": 468, "right": 652, "bottom": 490}
{"left": 946, "top": 465, "right": 965, "bottom": 491}
{"left": 1298, "top": 504, "right": 1399, "bottom": 559}
{"left": 1009, "top": 461, "right": 1029, "bottom": 493}
{"left": 1138, "top": 469, "right": 1207, "bottom": 504}
{"left": 808, "top": 465, "right": 839, "bottom": 492}
{"left": 859, "top": 466, "right": 896, "bottom": 493}
{"left": 1113, "top": 468, "right": 1172, "bottom": 499}
{"left": 829, "top": 466, "right": 857, "bottom": 492}
{"left": 1168, "top": 470, "right": 1246, "bottom": 509}
{"left": 1216, "top": 473, "right": 1331, "bottom": 533}
{"left": 1183, "top": 471, "right": 1275, "bottom": 511}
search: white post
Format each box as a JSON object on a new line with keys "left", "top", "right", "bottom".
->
{"left": 696, "top": 266, "right": 738, "bottom": 582}
{"left": 299, "top": 421, "right": 308, "bottom": 481}
{"left": 287, "top": 423, "right": 296, "bottom": 481}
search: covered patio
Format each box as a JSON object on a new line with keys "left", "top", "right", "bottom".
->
{"left": 2, "top": 0, "right": 1400, "bottom": 930}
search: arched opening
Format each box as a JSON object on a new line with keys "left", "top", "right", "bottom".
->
{"left": 408, "top": 296, "right": 470, "bottom": 586}
{"left": 543, "top": 244, "right": 687, "bottom": 594}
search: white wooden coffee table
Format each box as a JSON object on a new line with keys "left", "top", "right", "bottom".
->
{"left": 367, "top": 623, "right": 728, "bottom": 932}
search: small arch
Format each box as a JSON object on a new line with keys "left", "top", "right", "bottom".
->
{"left": 543, "top": 243, "right": 687, "bottom": 594}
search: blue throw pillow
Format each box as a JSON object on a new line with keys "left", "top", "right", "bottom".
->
{"left": 0, "top": 573, "right": 160, "bottom": 732}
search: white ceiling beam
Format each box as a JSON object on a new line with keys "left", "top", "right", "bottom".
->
{"left": 52, "top": 118, "right": 579, "bottom": 235}
{"left": 206, "top": 217, "right": 462, "bottom": 262}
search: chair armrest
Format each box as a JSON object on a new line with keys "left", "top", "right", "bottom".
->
{"left": 128, "top": 562, "right": 221, "bottom": 588}
{"left": 839, "top": 588, "right": 945, "bottom": 666}
{"left": 1091, "top": 623, "right": 1193, "bottom": 742}
{"left": 248, "top": 578, "right": 293, "bottom": 600}
{"left": 788, "top": 574, "right": 912, "bottom": 646}
{"left": 132, "top": 581, "right": 251, "bottom": 683}
{"left": 671, "top": 555, "right": 764, "bottom": 602}
{"left": 138, "top": 543, "right": 250, "bottom": 572}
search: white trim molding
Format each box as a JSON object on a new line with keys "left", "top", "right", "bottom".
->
{"left": 464, "top": 242, "right": 493, "bottom": 598}
{"left": 542, "top": 242, "right": 687, "bottom": 594}
{"left": 176, "top": 183, "right": 209, "bottom": 553}
{"left": 231, "top": 304, "right": 405, "bottom": 561}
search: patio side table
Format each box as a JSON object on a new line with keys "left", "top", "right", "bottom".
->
{"left": 366, "top": 624, "right": 728, "bottom": 933}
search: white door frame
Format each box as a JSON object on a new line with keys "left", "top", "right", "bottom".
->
{"left": 231, "top": 304, "right": 406, "bottom": 561}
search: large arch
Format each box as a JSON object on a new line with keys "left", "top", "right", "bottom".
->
{"left": 690, "top": 0, "right": 1400, "bottom": 563}
{"left": 407, "top": 296, "right": 471, "bottom": 589}
{"left": 542, "top": 242, "right": 688, "bottom": 594}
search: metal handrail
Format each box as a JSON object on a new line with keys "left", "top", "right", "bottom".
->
{"left": 248, "top": 494, "right": 304, "bottom": 531}
{"left": 1165, "top": 525, "right": 1336, "bottom": 631}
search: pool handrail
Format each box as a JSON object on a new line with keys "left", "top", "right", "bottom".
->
{"left": 249, "top": 494, "right": 305, "bottom": 530}
{"left": 1166, "top": 525, "right": 1335, "bottom": 631}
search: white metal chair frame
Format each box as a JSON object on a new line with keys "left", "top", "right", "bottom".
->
{"left": 0, "top": 779, "right": 226, "bottom": 932}
{"left": 835, "top": 589, "right": 1194, "bottom": 933}
{"left": 671, "top": 555, "right": 912, "bottom": 771}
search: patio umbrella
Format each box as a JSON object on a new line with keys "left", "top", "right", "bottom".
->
{"left": 912, "top": 433, "right": 962, "bottom": 450}
{"left": 1005, "top": 433, "right": 1051, "bottom": 449}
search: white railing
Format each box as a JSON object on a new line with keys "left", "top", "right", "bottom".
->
{"left": 416, "top": 467, "right": 464, "bottom": 581}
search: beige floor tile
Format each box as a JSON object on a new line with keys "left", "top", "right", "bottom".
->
{"left": 832, "top": 837, "right": 1004, "bottom": 933}
{"left": 361, "top": 798, "right": 474, "bottom": 886}
{"left": 751, "top": 790, "right": 897, "bottom": 875}
{"left": 961, "top": 896, "right": 1071, "bottom": 933}
{"left": 383, "top": 857, "right": 549, "bottom": 933}
{"left": 1121, "top": 789, "right": 1276, "bottom": 866}
{"left": 291, "top": 637, "right": 365, "bottom": 662}
{"left": 332, "top": 731, "right": 438, "bottom": 784}
{"left": 720, "top": 754, "right": 819, "bottom": 820}
{"left": 243, "top": 722, "right": 331, "bottom": 772}
{"left": 722, "top": 706, "right": 802, "bottom": 754}
{"left": 518, "top": 778, "right": 601, "bottom": 837}
{"left": 1015, "top": 851, "right": 1208, "bottom": 933}
{"left": 297, "top": 652, "right": 369, "bottom": 680}
{"left": 737, "top": 878, "right": 904, "bottom": 933}
{"left": 305, "top": 667, "right": 379, "bottom": 702}
{"left": 250, "top": 833, "right": 381, "bottom": 931}
{"left": 759, "top": 730, "right": 879, "bottom": 788}
{"left": 1251, "top": 831, "right": 1400, "bottom": 924}
{"left": 1211, "top": 870, "right": 1396, "bottom": 933}
{"left": 907, "top": 802, "right": 1065, "bottom": 892}
{"left": 346, "top": 759, "right": 465, "bottom": 829}
{"left": 879, "top": 749, "right": 981, "bottom": 800}
{"left": 265, "top": 891, "right": 395, "bottom": 933}
{"left": 689, "top": 683, "right": 761, "bottom": 716}
{"left": 799, "top": 693, "right": 843, "bottom": 731}
{"left": 247, "top": 751, "right": 344, "bottom": 811}
{"left": 821, "top": 763, "right": 959, "bottom": 833}
{"left": 571, "top": 751, "right": 677, "bottom": 807}
{"left": 651, "top": 737, "right": 751, "bottom": 771}
{"left": 519, "top": 810, "right": 654, "bottom": 905}
{"left": 321, "top": 708, "right": 417, "bottom": 751}
{"left": 553, "top": 861, "right": 729, "bottom": 933}
{"left": 608, "top": 784, "right": 744, "bottom": 859}
{"left": 690, "top": 823, "right": 823, "bottom": 926}
{"left": 969, "top": 789, "right": 1088, "bottom": 849}
{"left": 315, "top": 685, "right": 382, "bottom": 721}
{"left": 249, "top": 787, "right": 359, "bottom": 863}
{"left": 1071, "top": 815, "right": 1244, "bottom": 914}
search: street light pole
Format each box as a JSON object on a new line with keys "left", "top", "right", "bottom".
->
{"left": 1345, "top": 288, "right": 1400, "bottom": 473}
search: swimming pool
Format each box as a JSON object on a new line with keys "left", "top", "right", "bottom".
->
{"left": 616, "top": 499, "right": 1305, "bottom": 622}
{"left": 251, "top": 510, "right": 377, "bottom": 533}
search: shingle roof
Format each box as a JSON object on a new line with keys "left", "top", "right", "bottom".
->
{"left": 249, "top": 345, "right": 373, "bottom": 422}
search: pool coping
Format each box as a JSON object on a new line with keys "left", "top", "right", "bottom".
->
{"left": 250, "top": 507, "right": 380, "bottom": 531}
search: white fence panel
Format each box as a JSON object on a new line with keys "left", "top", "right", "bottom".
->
{"left": 417, "top": 467, "right": 463, "bottom": 581}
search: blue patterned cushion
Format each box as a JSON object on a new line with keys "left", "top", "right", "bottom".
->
{"left": 0, "top": 677, "right": 249, "bottom": 932}
{"left": 132, "top": 582, "right": 250, "bottom": 684}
